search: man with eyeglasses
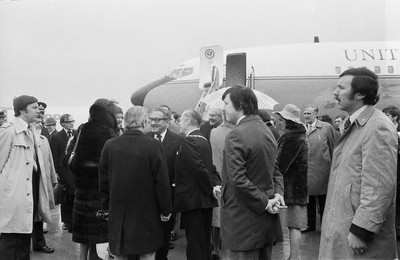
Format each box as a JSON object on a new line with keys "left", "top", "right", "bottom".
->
{"left": 50, "top": 114, "right": 76, "bottom": 233}
{"left": 146, "top": 107, "right": 184, "bottom": 260}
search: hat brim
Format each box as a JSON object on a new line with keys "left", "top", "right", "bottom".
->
{"left": 273, "top": 111, "right": 302, "bottom": 124}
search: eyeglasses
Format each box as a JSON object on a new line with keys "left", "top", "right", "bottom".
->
{"left": 148, "top": 117, "right": 168, "bottom": 123}
{"left": 64, "top": 120, "right": 75, "bottom": 123}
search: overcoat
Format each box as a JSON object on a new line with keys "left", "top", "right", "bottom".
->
{"left": 319, "top": 106, "right": 398, "bottom": 259}
{"left": 38, "top": 135, "right": 58, "bottom": 215}
{"left": 276, "top": 124, "right": 309, "bottom": 205}
{"left": 99, "top": 130, "right": 172, "bottom": 256}
{"left": 0, "top": 119, "right": 54, "bottom": 233}
{"left": 221, "top": 115, "right": 284, "bottom": 251}
{"left": 307, "top": 120, "right": 339, "bottom": 195}
{"left": 50, "top": 128, "right": 76, "bottom": 194}
{"left": 174, "top": 129, "right": 219, "bottom": 213}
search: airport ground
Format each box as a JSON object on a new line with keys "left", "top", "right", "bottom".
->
{"left": 32, "top": 205, "right": 400, "bottom": 260}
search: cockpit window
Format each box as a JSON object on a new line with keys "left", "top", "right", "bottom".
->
{"left": 167, "top": 67, "right": 194, "bottom": 79}
{"left": 181, "top": 67, "right": 194, "bottom": 77}
{"left": 169, "top": 69, "right": 182, "bottom": 78}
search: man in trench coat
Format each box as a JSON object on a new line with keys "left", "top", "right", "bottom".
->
{"left": 319, "top": 68, "right": 398, "bottom": 259}
{"left": 0, "top": 95, "right": 54, "bottom": 259}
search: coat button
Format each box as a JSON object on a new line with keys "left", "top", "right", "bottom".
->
{"left": 27, "top": 178, "right": 29, "bottom": 181}
{"left": 27, "top": 193, "right": 30, "bottom": 196}
{"left": 26, "top": 162, "right": 29, "bottom": 165}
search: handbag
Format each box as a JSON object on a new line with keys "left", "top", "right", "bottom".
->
{"left": 53, "top": 183, "right": 66, "bottom": 205}
{"left": 62, "top": 128, "right": 82, "bottom": 173}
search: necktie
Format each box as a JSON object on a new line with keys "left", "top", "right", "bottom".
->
{"left": 342, "top": 118, "right": 351, "bottom": 134}
{"left": 67, "top": 130, "right": 72, "bottom": 137}
{"left": 156, "top": 134, "right": 162, "bottom": 142}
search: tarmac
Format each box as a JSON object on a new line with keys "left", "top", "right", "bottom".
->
{"left": 31, "top": 205, "right": 398, "bottom": 260}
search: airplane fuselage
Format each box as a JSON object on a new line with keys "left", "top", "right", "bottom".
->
{"left": 131, "top": 41, "right": 400, "bottom": 121}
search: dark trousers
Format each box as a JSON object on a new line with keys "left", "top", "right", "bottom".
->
{"left": 0, "top": 233, "right": 31, "bottom": 260}
{"left": 307, "top": 195, "right": 326, "bottom": 228}
{"left": 61, "top": 195, "right": 75, "bottom": 225}
{"left": 156, "top": 190, "right": 176, "bottom": 260}
{"left": 181, "top": 208, "right": 212, "bottom": 260}
{"left": 32, "top": 221, "right": 46, "bottom": 250}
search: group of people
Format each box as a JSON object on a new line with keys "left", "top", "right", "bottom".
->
{"left": 0, "top": 67, "right": 399, "bottom": 260}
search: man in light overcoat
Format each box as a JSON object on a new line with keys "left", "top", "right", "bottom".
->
{"left": 319, "top": 68, "right": 398, "bottom": 259}
{"left": 0, "top": 95, "right": 54, "bottom": 259}
{"left": 303, "top": 104, "right": 339, "bottom": 232}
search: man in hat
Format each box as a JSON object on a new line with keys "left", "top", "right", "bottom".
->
{"left": 319, "top": 68, "right": 398, "bottom": 259}
{"left": 37, "top": 101, "right": 50, "bottom": 141}
{"left": 45, "top": 118, "right": 58, "bottom": 143}
{"left": 0, "top": 95, "right": 54, "bottom": 259}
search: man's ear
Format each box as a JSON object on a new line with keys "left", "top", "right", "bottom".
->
{"left": 354, "top": 93, "right": 366, "bottom": 101}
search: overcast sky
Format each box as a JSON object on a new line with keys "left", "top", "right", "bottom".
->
{"left": 0, "top": 0, "right": 399, "bottom": 109}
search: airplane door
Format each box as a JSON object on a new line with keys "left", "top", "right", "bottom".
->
{"left": 226, "top": 53, "right": 246, "bottom": 87}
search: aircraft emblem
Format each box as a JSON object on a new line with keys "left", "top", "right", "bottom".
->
{"left": 205, "top": 49, "right": 215, "bottom": 59}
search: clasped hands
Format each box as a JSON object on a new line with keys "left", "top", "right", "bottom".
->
{"left": 266, "top": 194, "right": 287, "bottom": 214}
{"left": 160, "top": 213, "right": 171, "bottom": 222}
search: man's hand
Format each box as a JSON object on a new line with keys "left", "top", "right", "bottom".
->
{"left": 161, "top": 213, "right": 172, "bottom": 222}
{"left": 213, "top": 185, "right": 221, "bottom": 199}
{"left": 274, "top": 193, "right": 286, "bottom": 207}
{"left": 348, "top": 232, "right": 368, "bottom": 255}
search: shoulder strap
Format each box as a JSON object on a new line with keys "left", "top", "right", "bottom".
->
{"left": 70, "top": 128, "right": 82, "bottom": 155}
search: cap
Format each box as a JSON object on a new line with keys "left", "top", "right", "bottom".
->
{"left": 45, "top": 118, "right": 57, "bottom": 126}
{"left": 273, "top": 104, "right": 302, "bottom": 124}
{"left": 38, "top": 102, "right": 47, "bottom": 110}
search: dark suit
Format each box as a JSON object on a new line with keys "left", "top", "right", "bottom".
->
{"left": 174, "top": 129, "right": 219, "bottom": 260}
{"left": 48, "top": 129, "right": 58, "bottom": 143}
{"left": 146, "top": 130, "right": 184, "bottom": 260}
{"left": 50, "top": 129, "right": 76, "bottom": 226}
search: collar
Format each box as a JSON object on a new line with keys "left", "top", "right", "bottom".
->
{"left": 186, "top": 128, "right": 200, "bottom": 137}
{"left": 349, "top": 105, "right": 368, "bottom": 124}
{"left": 154, "top": 129, "right": 167, "bottom": 141}
{"left": 236, "top": 115, "right": 246, "bottom": 125}
{"left": 310, "top": 120, "right": 317, "bottom": 128}
{"left": 15, "top": 117, "right": 29, "bottom": 133}
{"left": 63, "top": 128, "right": 72, "bottom": 134}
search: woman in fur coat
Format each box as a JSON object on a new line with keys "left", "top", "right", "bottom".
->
{"left": 69, "top": 98, "right": 119, "bottom": 260}
{"left": 274, "top": 104, "right": 309, "bottom": 260}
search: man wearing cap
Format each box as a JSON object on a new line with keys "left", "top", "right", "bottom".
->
{"left": 319, "top": 68, "right": 398, "bottom": 259}
{"left": 37, "top": 102, "right": 51, "bottom": 141}
{"left": 45, "top": 118, "right": 58, "bottom": 143}
{"left": 0, "top": 95, "right": 54, "bottom": 259}
{"left": 302, "top": 104, "right": 338, "bottom": 233}
{"left": 221, "top": 85, "right": 284, "bottom": 260}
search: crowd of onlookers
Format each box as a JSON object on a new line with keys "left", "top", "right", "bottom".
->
{"left": 0, "top": 67, "right": 399, "bottom": 260}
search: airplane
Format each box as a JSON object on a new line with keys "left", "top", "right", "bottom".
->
{"left": 130, "top": 40, "right": 400, "bottom": 121}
